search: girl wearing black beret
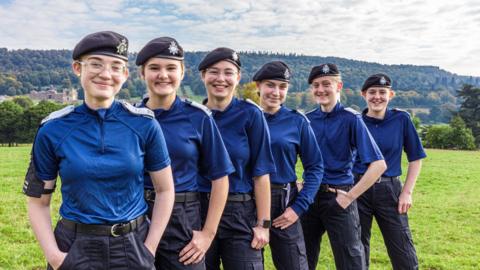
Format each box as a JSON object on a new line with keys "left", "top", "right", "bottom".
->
{"left": 136, "top": 37, "right": 234, "bottom": 270}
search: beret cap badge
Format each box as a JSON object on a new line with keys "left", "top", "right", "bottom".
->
{"left": 168, "top": 41, "right": 180, "bottom": 55}
{"left": 380, "top": 76, "right": 387, "bottom": 85}
{"left": 232, "top": 52, "right": 239, "bottom": 61}
{"left": 116, "top": 39, "right": 128, "bottom": 55}
{"left": 284, "top": 69, "right": 290, "bottom": 79}
{"left": 322, "top": 64, "right": 330, "bottom": 74}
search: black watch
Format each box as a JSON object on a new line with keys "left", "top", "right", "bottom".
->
{"left": 257, "top": 219, "right": 271, "bottom": 229}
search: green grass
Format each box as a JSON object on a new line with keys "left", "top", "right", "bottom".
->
{"left": 1, "top": 147, "right": 479, "bottom": 269}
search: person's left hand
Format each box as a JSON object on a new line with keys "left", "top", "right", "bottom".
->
{"left": 179, "top": 230, "right": 214, "bottom": 265}
{"left": 251, "top": 226, "right": 269, "bottom": 250}
{"left": 398, "top": 191, "right": 412, "bottom": 214}
{"left": 328, "top": 188, "right": 354, "bottom": 209}
{"left": 272, "top": 207, "right": 299, "bottom": 229}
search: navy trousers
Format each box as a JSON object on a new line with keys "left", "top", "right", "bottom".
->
{"left": 48, "top": 218, "right": 155, "bottom": 270}
{"left": 356, "top": 177, "right": 418, "bottom": 270}
{"left": 200, "top": 193, "right": 263, "bottom": 270}
{"left": 269, "top": 185, "right": 308, "bottom": 270}
{"left": 301, "top": 186, "right": 366, "bottom": 270}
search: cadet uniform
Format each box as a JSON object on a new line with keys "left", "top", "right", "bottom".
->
{"left": 197, "top": 48, "right": 277, "bottom": 270}
{"left": 136, "top": 37, "right": 235, "bottom": 270}
{"left": 23, "top": 31, "right": 171, "bottom": 270}
{"left": 353, "top": 74, "right": 426, "bottom": 270}
{"left": 301, "top": 64, "right": 384, "bottom": 270}
{"left": 253, "top": 61, "right": 324, "bottom": 270}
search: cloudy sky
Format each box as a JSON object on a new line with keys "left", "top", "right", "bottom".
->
{"left": 1, "top": 0, "right": 479, "bottom": 76}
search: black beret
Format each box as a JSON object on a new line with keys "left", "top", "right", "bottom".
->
{"left": 198, "top": 47, "right": 241, "bottom": 71}
{"left": 135, "top": 37, "right": 184, "bottom": 66}
{"left": 253, "top": 61, "right": 291, "bottom": 82}
{"left": 308, "top": 63, "right": 340, "bottom": 84}
{"left": 361, "top": 73, "right": 392, "bottom": 91}
{"left": 72, "top": 31, "right": 128, "bottom": 61}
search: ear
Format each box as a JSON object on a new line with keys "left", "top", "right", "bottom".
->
{"left": 200, "top": 70, "right": 206, "bottom": 82}
{"left": 336, "top": 81, "right": 344, "bottom": 92}
{"left": 361, "top": 90, "right": 367, "bottom": 98}
{"left": 236, "top": 71, "right": 242, "bottom": 83}
{"left": 389, "top": 89, "right": 395, "bottom": 98}
{"left": 139, "top": 66, "right": 145, "bottom": 80}
{"left": 72, "top": 61, "right": 81, "bottom": 77}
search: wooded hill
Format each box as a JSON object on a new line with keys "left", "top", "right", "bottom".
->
{"left": 1, "top": 48, "right": 478, "bottom": 123}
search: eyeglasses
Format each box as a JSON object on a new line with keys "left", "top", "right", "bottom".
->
{"left": 205, "top": 68, "right": 238, "bottom": 79}
{"left": 76, "top": 60, "right": 127, "bottom": 76}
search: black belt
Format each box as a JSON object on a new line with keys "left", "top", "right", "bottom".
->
{"left": 228, "top": 193, "right": 252, "bottom": 202}
{"left": 319, "top": 184, "right": 352, "bottom": 193}
{"left": 271, "top": 181, "right": 296, "bottom": 190}
{"left": 145, "top": 190, "right": 199, "bottom": 203}
{"left": 354, "top": 174, "right": 400, "bottom": 184}
{"left": 60, "top": 215, "right": 145, "bottom": 237}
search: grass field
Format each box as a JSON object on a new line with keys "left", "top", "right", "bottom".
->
{"left": 1, "top": 146, "right": 479, "bottom": 269}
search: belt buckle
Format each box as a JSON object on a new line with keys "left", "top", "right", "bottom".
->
{"left": 110, "top": 223, "right": 122, "bottom": 237}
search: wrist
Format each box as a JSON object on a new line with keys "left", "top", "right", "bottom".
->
{"left": 256, "top": 219, "right": 271, "bottom": 229}
{"left": 201, "top": 227, "right": 217, "bottom": 239}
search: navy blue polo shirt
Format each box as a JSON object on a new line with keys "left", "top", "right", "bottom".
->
{"left": 353, "top": 108, "right": 426, "bottom": 177}
{"left": 307, "top": 102, "right": 384, "bottom": 185}
{"left": 139, "top": 96, "right": 235, "bottom": 192}
{"left": 264, "top": 106, "right": 324, "bottom": 216}
{"left": 198, "top": 97, "right": 276, "bottom": 193}
{"left": 33, "top": 101, "right": 171, "bottom": 224}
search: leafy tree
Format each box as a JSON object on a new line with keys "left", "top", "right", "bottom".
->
{"left": 12, "top": 96, "right": 34, "bottom": 109}
{"left": 457, "top": 84, "right": 480, "bottom": 146}
{"left": 423, "top": 116, "right": 476, "bottom": 150}
{"left": 0, "top": 101, "right": 23, "bottom": 146}
{"left": 238, "top": 82, "right": 260, "bottom": 104}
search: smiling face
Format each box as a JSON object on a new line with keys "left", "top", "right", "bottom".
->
{"left": 141, "top": 57, "right": 184, "bottom": 99}
{"left": 362, "top": 86, "right": 395, "bottom": 115}
{"left": 258, "top": 79, "right": 288, "bottom": 113}
{"left": 201, "top": 60, "right": 241, "bottom": 102}
{"left": 310, "top": 76, "right": 343, "bottom": 111}
{"left": 72, "top": 54, "right": 128, "bottom": 105}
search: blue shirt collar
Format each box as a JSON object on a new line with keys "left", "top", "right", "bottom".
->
{"left": 78, "top": 100, "right": 120, "bottom": 120}
{"left": 141, "top": 96, "right": 181, "bottom": 117}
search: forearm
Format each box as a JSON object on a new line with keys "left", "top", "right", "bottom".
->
{"left": 349, "top": 160, "right": 386, "bottom": 199}
{"left": 402, "top": 160, "right": 422, "bottom": 194}
{"left": 146, "top": 167, "right": 175, "bottom": 250}
{"left": 253, "top": 174, "right": 271, "bottom": 222}
{"left": 203, "top": 176, "right": 229, "bottom": 237}
{"left": 28, "top": 196, "right": 60, "bottom": 262}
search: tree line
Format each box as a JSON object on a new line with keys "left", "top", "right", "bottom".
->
{"left": 1, "top": 84, "right": 479, "bottom": 150}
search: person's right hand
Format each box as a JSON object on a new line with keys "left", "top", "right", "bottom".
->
{"left": 49, "top": 251, "right": 67, "bottom": 270}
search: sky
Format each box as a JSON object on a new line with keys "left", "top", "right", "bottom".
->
{"left": 0, "top": 0, "right": 479, "bottom": 76}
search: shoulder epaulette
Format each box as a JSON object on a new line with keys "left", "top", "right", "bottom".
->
{"left": 121, "top": 101, "right": 154, "bottom": 119}
{"left": 305, "top": 108, "right": 317, "bottom": 115}
{"left": 344, "top": 107, "right": 360, "bottom": 115}
{"left": 41, "top": 105, "right": 75, "bottom": 125}
{"left": 184, "top": 98, "right": 212, "bottom": 116}
{"left": 244, "top": 98, "right": 263, "bottom": 111}
{"left": 393, "top": 108, "right": 409, "bottom": 114}
{"left": 292, "top": 109, "right": 310, "bottom": 123}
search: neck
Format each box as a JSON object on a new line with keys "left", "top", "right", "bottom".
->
{"left": 366, "top": 108, "right": 386, "bottom": 119}
{"left": 320, "top": 102, "right": 337, "bottom": 113}
{"left": 261, "top": 101, "right": 280, "bottom": 114}
{"left": 206, "top": 95, "right": 233, "bottom": 111}
{"left": 84, "top": 96, "right": 114, "bottom": 110}
{"left": 146, "top": 92, "right": 176, "bottom": 110}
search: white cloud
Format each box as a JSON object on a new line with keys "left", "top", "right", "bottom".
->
{"left": 0, "top": 0, "right": 479, "bottom": 76}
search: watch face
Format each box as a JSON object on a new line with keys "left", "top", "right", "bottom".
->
{"left": 262, "top": 220, "right": 271, "bottom": 228}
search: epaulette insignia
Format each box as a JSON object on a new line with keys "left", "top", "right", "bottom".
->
{"left": 244, "top": 98, "right": 263, "bottom": 111}
{"left": 305, "top": 108, "right": 317, "bottom": 115}
{"left": 344, "top": 107, "right": 360, "bottom": 115}
{"left": 393, "top": 108, "right": 408, "bottom": 113}
{"left": 121, "top": 101, "right": 154, "bottom": 119}
{"left": 184, "top": 99, "right": 212, "bottom": 116}
{"left": 41, "top": 105, "right": 74, "bottom": 125}
{"left": 292, "top": 109, "right": 310, "bottom": 123}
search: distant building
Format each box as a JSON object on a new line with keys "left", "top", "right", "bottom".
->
{"left": 29, "top": 87, "right": 78, "bottom": 103}
{"left": 0, "top": 95, "right": 9, "bottom": 103}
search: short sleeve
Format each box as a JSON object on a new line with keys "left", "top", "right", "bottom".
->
{"left": 144, "top": 120, "right": 171, "bottom": 172}
{"left": 403, "top": 114, "right": 427, "bottom": 162}
{"left": 351, "top": 116, "right": 384, "bottom": 164}
{"left": 33, "top": 127, "right": 59, "bottom": 180}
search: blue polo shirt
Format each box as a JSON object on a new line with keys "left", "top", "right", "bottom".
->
{"left": 353, "top": 108, "right": 426, "bottom": 177}
{"left": 139, "top": 96, "right": 235, "bottom": 192}
{"left": 198, "top": 97, "right": 276, "bottom": 193}
{"left": 307, "top": 102, "right": 384, "bottom": 185}
{"left": 264, "top": 106, "right": 324, "bottom": 216}
{"left": 33, "top": 101, "right": 171, "bottom": 224}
